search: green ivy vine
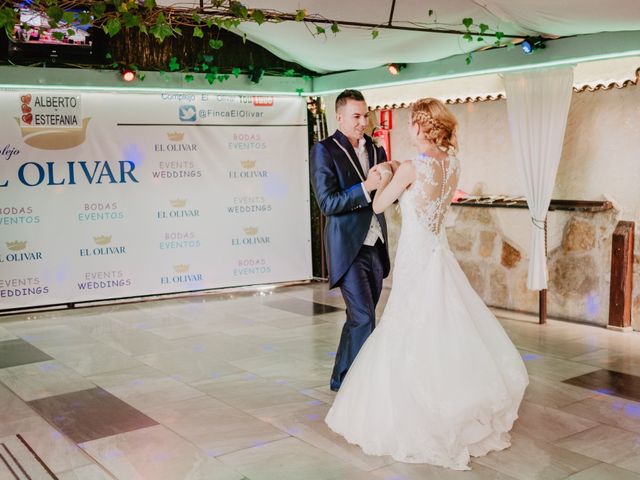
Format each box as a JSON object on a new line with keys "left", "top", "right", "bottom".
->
{"left": 0, "top": 1, "right": 518, "bottom": 87}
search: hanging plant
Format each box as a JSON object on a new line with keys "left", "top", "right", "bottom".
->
{"left": 0, "top": 1, "right": 520, "bottom": 83}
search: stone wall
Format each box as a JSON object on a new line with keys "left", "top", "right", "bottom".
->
{"left": 453, "top": 206, "right": 619, "bottom": 325}
{"left": 446, "top": 206, "right": 536, "bottom": 313}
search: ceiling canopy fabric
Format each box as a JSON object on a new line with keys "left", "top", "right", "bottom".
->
{"left": 198, "top": 0, "right": 640, "bottom": 73}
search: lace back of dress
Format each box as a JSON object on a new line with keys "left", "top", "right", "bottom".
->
{"left": 410, "top": 154, "right": 460, "bottom": 236}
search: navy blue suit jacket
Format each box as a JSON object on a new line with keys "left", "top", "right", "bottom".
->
{"left": 310, "top": 130, "right": 391, "bottom": 288}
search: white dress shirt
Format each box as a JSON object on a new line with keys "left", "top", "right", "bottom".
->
{"left": 355, "top": 138, "right": 384, "bottom": 246}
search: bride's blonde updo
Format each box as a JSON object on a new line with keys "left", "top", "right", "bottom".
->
{"left": 410, "top": 98, "right": 458, "bottom": 153}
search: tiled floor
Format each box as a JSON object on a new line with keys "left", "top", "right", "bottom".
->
{"left": 1, "top": 283, "right": 640, "bottom": 479}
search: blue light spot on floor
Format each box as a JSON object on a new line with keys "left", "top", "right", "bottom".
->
{"left": 104, "top": 449, "right": 124, "bottom": 460}
{"left": 39, "top": 363, "right": 59, "bottom": 372}
{"left": 521, "top": 353, "right": 541, "bottom": 361}
{"left": 594, "top": 388, "right": 614, "bottom": 395}
{"left": 206, "top": 448, "right": 222, "bottom": 457}
{"left": 624, "top": 404, "right": 640, "bottom": 419}
{"left": 152, "top": 451, "right": 171, "bottom": 462}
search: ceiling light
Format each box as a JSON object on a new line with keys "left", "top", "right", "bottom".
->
{"left": 249, "top": 67, "right": 265, "bottom": 84}
{"left": 121, "top": 68, "right": 136, "bottom": 82}
{"left": 387, "top": 63, "right": 406, "bottom": 75}
{"left": 521, "top": 37, "right": 546, "bottom": 55}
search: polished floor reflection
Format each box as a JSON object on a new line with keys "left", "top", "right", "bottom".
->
{"left": 1, "top": 283, "right": 640, "bottom": 479}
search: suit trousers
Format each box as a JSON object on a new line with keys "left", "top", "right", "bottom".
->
{"left": 330, "top": 239, "right": 385, "bottom": 391}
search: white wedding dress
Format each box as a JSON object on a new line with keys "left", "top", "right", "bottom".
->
{"left": 325, "top": 153, "right": 529, "bottom": 470}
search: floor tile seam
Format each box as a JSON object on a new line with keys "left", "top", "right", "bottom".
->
{"left": 514, "top": 345, "right": 608, "bottom": 364}
{"left": 506, "top": 332, "right": 602, "bottom": 345}
{"left": 520, "top": 399, "right": 602, "bottom": 424}
{"left": 542, "top": 392, "right": 603, "bottom": 410}
{"left": 613, "top": 452, "right": 640, "bottom": 470}
{"left": 559, "top": 462, "right": 618, "bottom": 480}
{"left": 126, "top": 420, "right": 266, "bottom": 478}
{"left": 62, "top": 359, "right": 157, "bottom": 379}
{"left": 216, "top": 440, "right": 363, "bottom": 480}
{"left": 170, "top": 378, "right": 297, "bottom": 418}
{"left": 555, "top": 399, "right": 640, "bottom": 433}
{"left": 86, "top": 362, "right": 183, "bottom": 387}
{"left": 503, "top": 429, "right": 603, "bottom": 459}
{"left": 57, "top": 463, "right": 119, "bottom": 480}
{"left": 76, "top": 440, "right": 147, "bottom": 480}
{"left": 227, "top": 354, "right": 335, "bottom": 373}
{"left": 549, "top": 422, "right": 640, "bottom": 451}
{"left": 213, "top": 435, "right": 302, "bottom": 463}
{"left": 194, "top": 381, "right": 319, "bottom": 414}
{"left": 573, "top": 365, "right": 640, "bottom": 379}
{"left": 265, "top": 419, "right": 384, "bottom": 475}
{"left": 473, "top": 445, "right": 600, "bottom": 480}
{"left": 524, "top": 382, "right": 601, "bottom": 410}
{"left": 175, "top": 378, "right": 331, "bottom": 431}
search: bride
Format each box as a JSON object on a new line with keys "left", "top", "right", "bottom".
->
{"left": 325, "top": 98, "right": 529, "bottom": 470}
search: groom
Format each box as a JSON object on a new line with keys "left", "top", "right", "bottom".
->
{"left": 310, "top": 89, "right": 391, "bottom": 391}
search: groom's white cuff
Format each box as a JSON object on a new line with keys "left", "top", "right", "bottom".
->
{"left": 361, "top": 183, "right": 372, "bottom": 203}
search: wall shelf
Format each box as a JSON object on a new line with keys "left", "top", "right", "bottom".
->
{"left": 452, "top": 196, "right": 613, "bottom": 212}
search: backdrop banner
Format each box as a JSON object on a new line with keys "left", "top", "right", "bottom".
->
{"left": 0, "top": 90, "right": 312, "bottom": 309}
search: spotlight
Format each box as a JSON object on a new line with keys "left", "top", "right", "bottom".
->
{"left": 520, "top": 37, "right": 546, "bottom": 55}
{"left": 121, "top": 68, "right": 136, "bottom": 82}
{"left": 387, "top": 63, "right": 406, "bottom": 75}
{"left": 249, "top": 67, "right": 265, "bottom": 84}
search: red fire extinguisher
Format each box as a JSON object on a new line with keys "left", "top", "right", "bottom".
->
{"left": 372, "top": 109, "right": 393, "bottom": 161}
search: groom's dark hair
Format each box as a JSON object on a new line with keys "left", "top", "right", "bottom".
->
{"left": 335, "top": 89, "right": 366, "bottom": 111}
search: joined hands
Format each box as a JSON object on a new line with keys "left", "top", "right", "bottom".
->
{"left": 364, "top": 163, "right": 393, "bottom": 192}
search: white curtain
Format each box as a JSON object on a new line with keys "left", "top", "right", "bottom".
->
{"left": 504, "top": 67, "right": 574, "bottom": 291}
